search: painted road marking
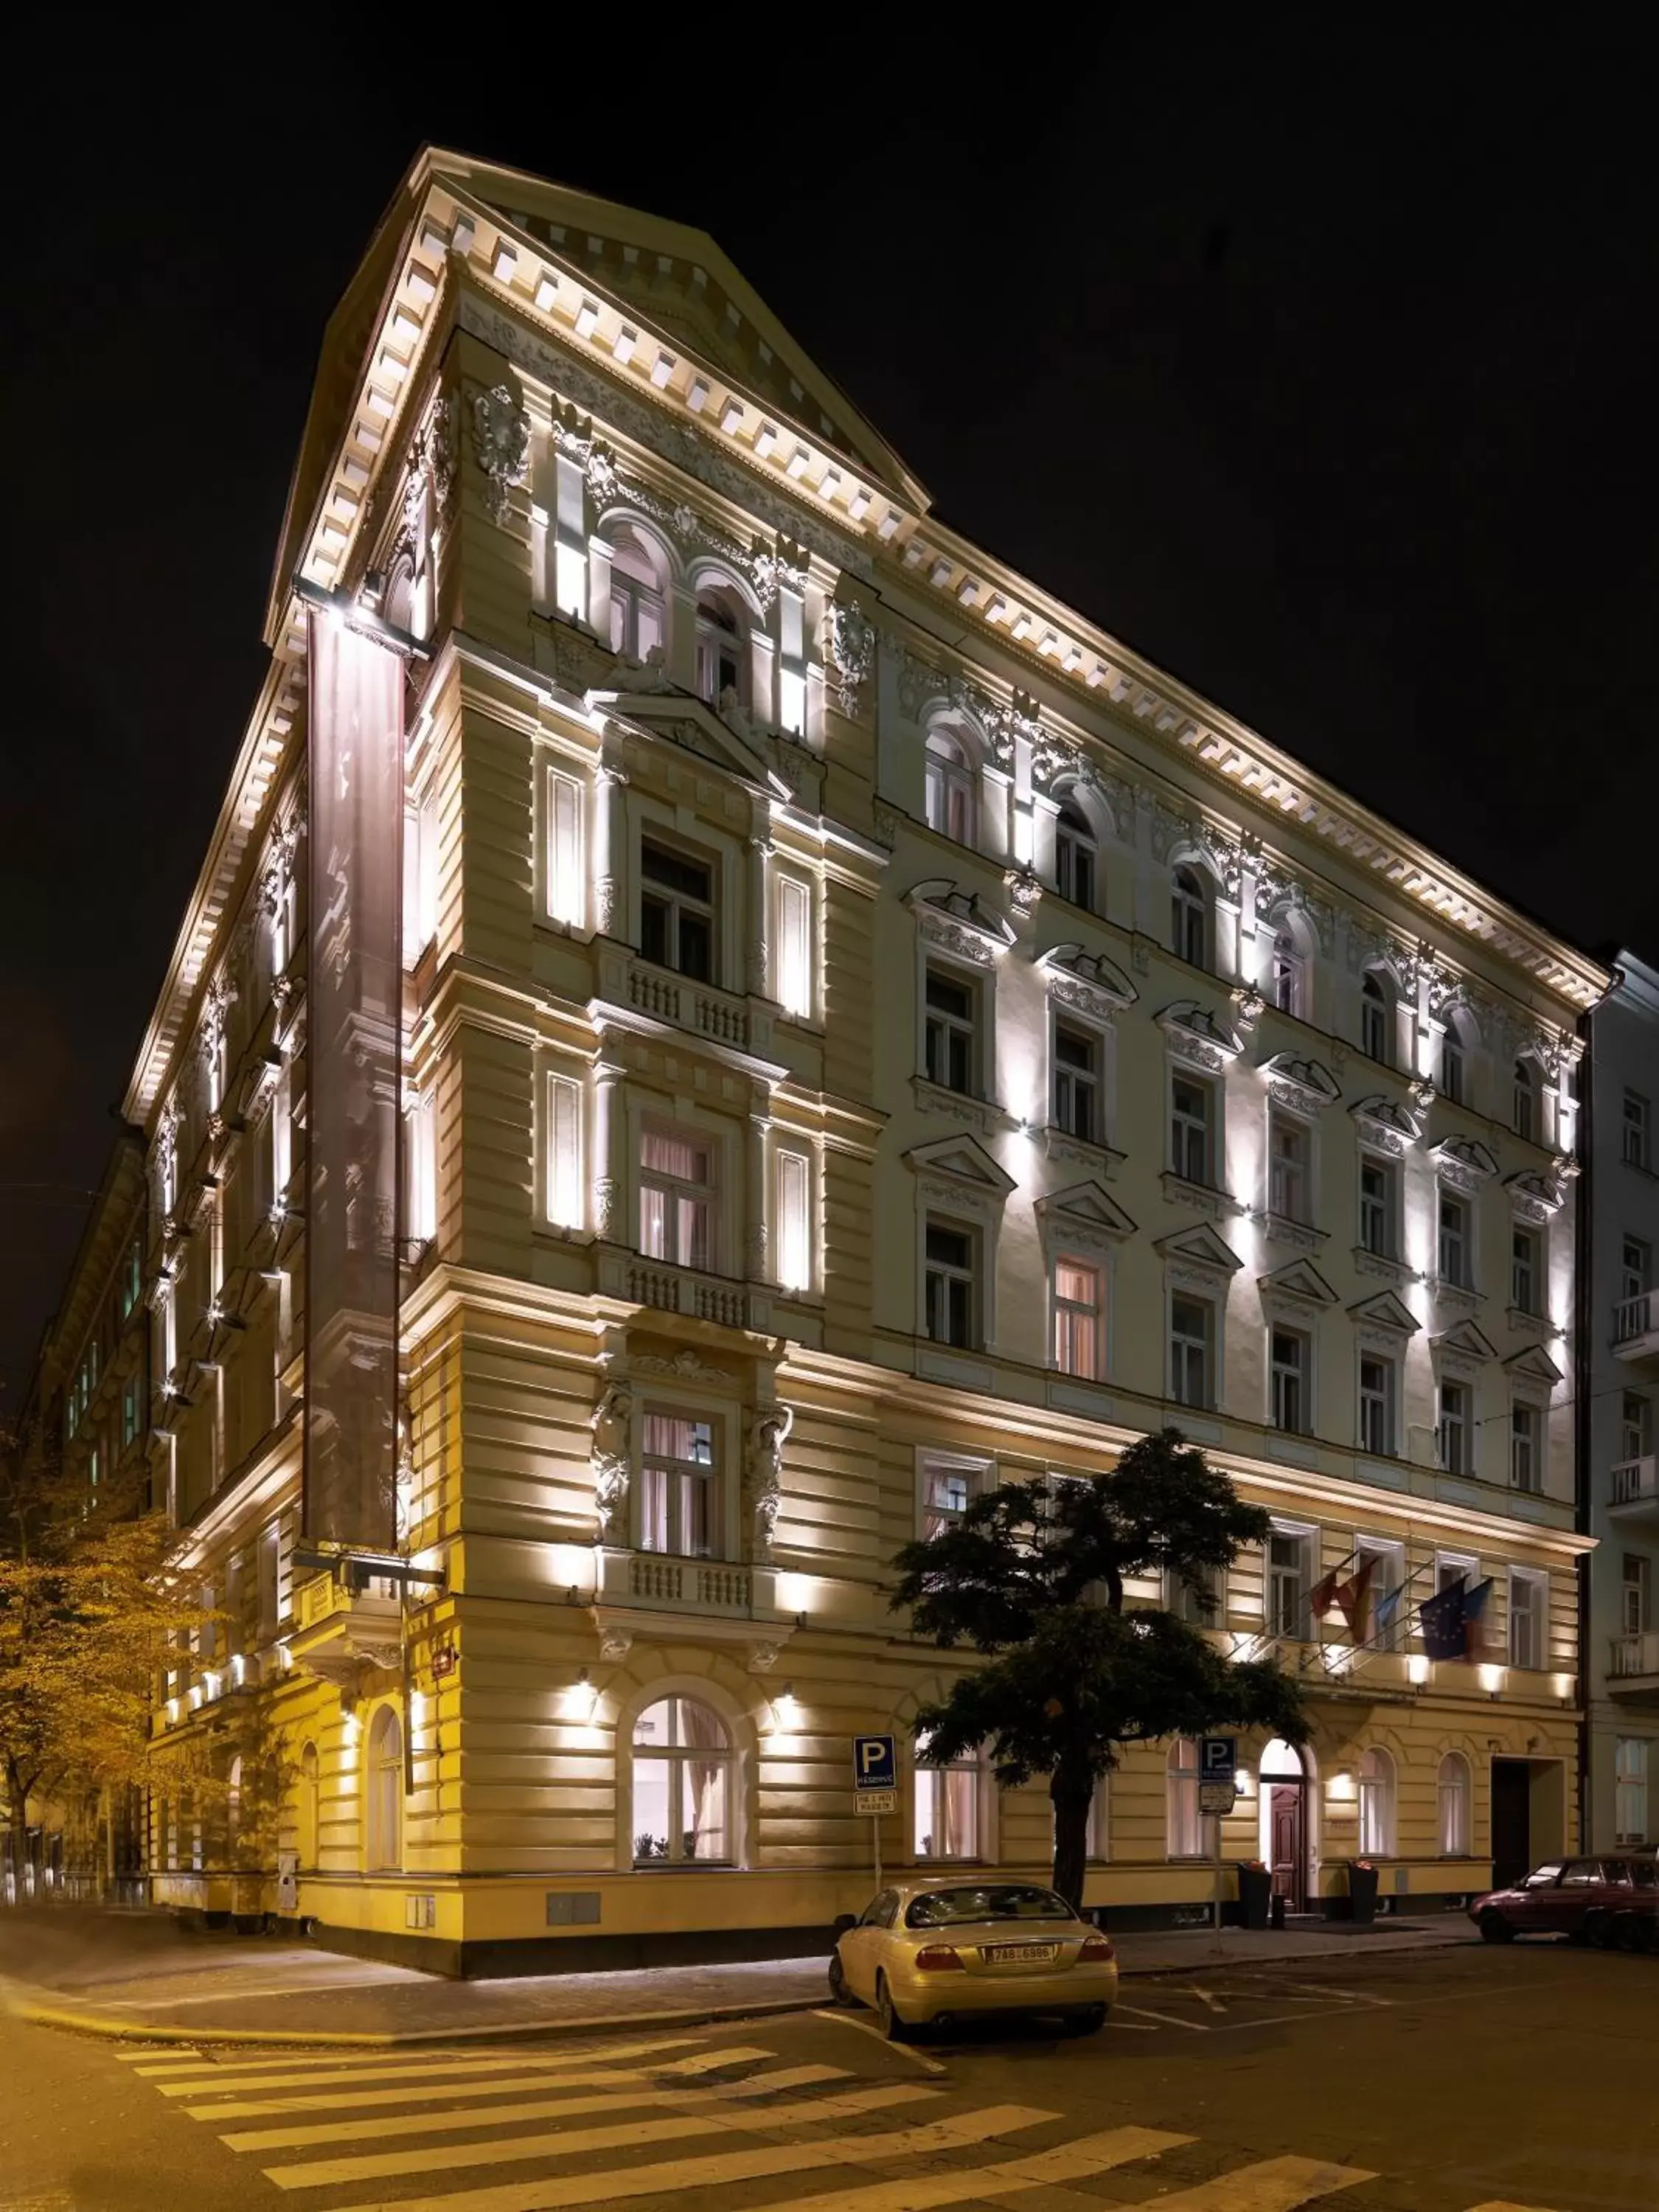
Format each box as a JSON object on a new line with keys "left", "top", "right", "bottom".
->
{"left": 1122, "top": 2154, "right": 1375, "bottom": 2209}
{"left": 731, "top": 2124, "right": 1194, "bottom": 2211}
{"left": 260, "top": 2081, "right": 934, "bottom": 2190}
{"left": 133, "top": 2031, "right": 708, "bottom": 2077}
{"left": 181, "top": 2046, "right": 779, "bottom": 2121}
{"left": 810, "top": 2008, "right": 950, "bottom": 2073}
{"left": 152, "top": 2040, "right": 771, "bottom": 2098}
{"left": 320, "top": 2107, "right": 1058, "bottom": 2212}
{"left": 1464, "top": 2203, "right": 1568, "bottom": 2211}
{"left": 1114, "top": 2000, "right": 1214, "bottom": 2031}
{"left": 218, "top": 2063, "right": 848, "bottom": 2150}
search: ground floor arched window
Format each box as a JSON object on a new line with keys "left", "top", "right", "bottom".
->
{"left": 914, "top": 1736, "right": 984, "bottom": 1860}
{"left": 1358, "top": 1747, "right": 1397, "bottom": 1857}
{"left": 366, "top": 1707, "right": 403, "bottom": 1871}
{"left": 633, "top": 1697, "right": 734, "bottom": 1864}
{"left": 297, "top": 1742, "right": 319, "bottom": 1869}
{"left": 1166, "top": 1739, "right": 1203, "bottom": 1858}
{"left": 1437, "top": 1751, "right": 1471, "bottom": 1856}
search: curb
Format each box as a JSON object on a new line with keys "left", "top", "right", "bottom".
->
{"left": 2, "top": 1932, "right": 1470, "bottom": 2048}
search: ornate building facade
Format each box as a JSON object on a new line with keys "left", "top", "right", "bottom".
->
{"left": 52, "top": 149, "right": 1606, "bottom": 1967}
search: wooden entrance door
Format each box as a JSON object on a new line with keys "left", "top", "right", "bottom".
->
{"left": 1270, "top": 1784, "right": 1304, "bottom": 1907}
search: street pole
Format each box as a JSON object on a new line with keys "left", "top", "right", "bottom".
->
{"left": 1213, "top": 1812, "right": 1225, "bottom": 1950}
{"left": 874, "top": 1811, "right": 883, "bottom": 1893}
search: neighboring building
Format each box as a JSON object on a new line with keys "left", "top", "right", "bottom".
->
{"left": 41, "top": 148, "right": 1606, "bottom": 1968}
{"left": 4, "top": 1128, "right": 150, "bottom": 1900}
{"left": 1580, "top": 951, "right": 1659, "bottom": 1851}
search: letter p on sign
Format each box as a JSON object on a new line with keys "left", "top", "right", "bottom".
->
{"left": 853, "top": 1733, "right": 896, "bottom": 1791}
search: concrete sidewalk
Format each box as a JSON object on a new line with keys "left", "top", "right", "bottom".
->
{"left": 0, "top": 1905, "right": 1474, "bottom": 2045}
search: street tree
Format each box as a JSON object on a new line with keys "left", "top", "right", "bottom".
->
{"left": 891, "top": 1427, "right": 1310, "bottom": 1910}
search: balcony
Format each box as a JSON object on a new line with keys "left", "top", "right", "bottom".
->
{"left": 1609, "top": 1456, "right": 1659, "bottom": 1523}
{"left": 627, "top": 1555, "right": 753, "bottom": 1613}
{"left": 594, "top": 948, "right": 775, "bottom": 1061}
{"left": 283, "top": 1568, "right": 403, "bottom": 1688}
{"left": 1613, "top": 1290, "right": 1659, "bottom": 1363}
{"left": 594, "top": 1248, "right": 770, "bottom": 1333}
{"left": 1608, "top": 1630, "right": 1659, "bottom": 1699}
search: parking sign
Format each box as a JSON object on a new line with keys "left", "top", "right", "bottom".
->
{"left": 1200, "top": 1736, "right": 1237, "bottom": 1783}
{"left": 852, "top": 1734, "right": 896, "bottom": 1791}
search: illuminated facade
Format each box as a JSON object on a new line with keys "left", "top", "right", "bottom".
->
{"left": 69, "top": 150, "right": 1608, "bottom": 1965}
{"left": 1581, "top": 952, "right": 1659, "bottom": 1850}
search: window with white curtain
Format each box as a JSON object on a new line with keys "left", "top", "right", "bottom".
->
{"left": 1166, "top": 1738, "right": 1203, "bottom": 1857}
{"left": 546, "top": 1073, "right": 583, "bottom": 1230}
{"left": 1615, "top": 1738, "right": 1650, "bottom": 1846}
{"left": 633, "top": 1696, "right": 733, "bottom": 1863}
{"left": 1508, "top": 1570, "right": 1547, "bottom": 1669}
{"left": 775, "top": 1147, "right": 810, "bottom": 1292}
{"left": 1052, "top": 1256, "right": 1103, "bottom": 1379}
{"left": 1357, "top": 1747, "right": 1396, "bottom": 1857}
{"left": 608, "top": 529, "right": 667, "bottom": 661}
{"left": 775, "top": 873, "right": 813, "bottom": 1018}
{"left": 639, "top": 1127, "right": 714, "bottom": 1268}
{"left": 546, "top": 768, "right": 585, "bottom": 929}
{"left": 1437, "top": 1752, "right": 1472, "bottom": 1856}
{"left": 638, "top": 1411, "right": 717, "bottom": 1557}
{"left": 917, "top": 1453, "right": 990, "bottom": 1539}
{"left": 914, "top": 1735, "right": 982, "bottom": 1859}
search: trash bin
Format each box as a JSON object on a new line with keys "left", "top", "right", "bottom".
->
{"left": 1348, "top": 1859, "right": 1380, "bottom": 1927}
{"left": 1237, "top": 1861, "right": 1272, "bottom": 1930}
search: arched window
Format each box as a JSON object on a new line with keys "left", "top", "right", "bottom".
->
{"left": 226, "top": 1756, "right": 243, "bottom": 1855}
{"left": 924, "top": 729, "right": 976, "bottom": 846}
{"left": 1054, "top": 793, "right": 1097, "bottom": 911}
{"left": 1512, "top": 1060, "right": 1538, "bottom": 1144}
{"left": 1439, "top": 1014, "right": 1469, "bottom": 1105}
{"left": 1357, "top": 1747, "right": 1396, "bottom": 1857}
{"left": 1360, "top": 971, "right": 1391, "bottom": 1066}
{"left": 1270, "top": 928, "right": 1306, "bottom": 1019}
{"left": 608, "top": 526, "right": 667, "bottom": 661}
{"left": 1166, "top": 1737, "right": 1203, "bottom": 1858}
{"left": 366, "top": 1707, "right": 403, "bottom": 1872}
{"left": 1171, "top": 867, "right": 1208, "bottom": 970}
{"left": 297, "top": 1742, "right": 319, "bottom": 1870}
{"left": 695, "top": 583, "right": 748, "bottom": 709}
{"left": 914, "top": 1732, "right": 983, "bottom": 1860}
{"left": 1437, "top": 1751, "right": 1472, "bottom": 1857}
{"left": 633, "top": 1697, "right": 734, "bottom": 1864}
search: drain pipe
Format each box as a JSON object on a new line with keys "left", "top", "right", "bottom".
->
{"left": 1573, "top": 997, "right": 1596, "bottom": 1854}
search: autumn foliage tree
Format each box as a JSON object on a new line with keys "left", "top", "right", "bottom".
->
{"left": 891, "top": 1427, "right": 1310, "bottom": 1910}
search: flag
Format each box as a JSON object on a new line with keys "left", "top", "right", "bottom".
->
{"left": 1419, "top": 1579, "right": 1469, "bottom": 1662}
{"left": 1307, "top": 1570, "right": 1341, "bottom": 1621}
{"left": 1334, "top": 1557, "right": 1377, "bottom": 1638}
{"left": 1375, "top": 1582, "right": 1405, "bottom": 1629}
{"left": 1462, "top": 1578, "right": 1495, "bottom": 1658}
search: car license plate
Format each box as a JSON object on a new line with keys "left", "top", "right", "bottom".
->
{"left": 984, "top": 1942, "right": 1059, "bottom": 1963}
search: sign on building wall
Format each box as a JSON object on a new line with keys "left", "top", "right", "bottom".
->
{"left": 303, "top": 606, "right": 405, "bottom": 1553}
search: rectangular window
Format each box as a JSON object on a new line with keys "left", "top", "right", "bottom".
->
{"left": 1052, "top": 1023, "right": 1099, "bottom": 1141}
{"left": 1513, "top": 1066, "right": 1536, "bottom": 1142}
{"left": 403, "top": 784, "right": 440, "bottom": 961}
{"left": 1267, "top": 1111, "right": 1310, "bottom": 1223}
{"left": 640, "top": 839, "right": 714, "bottom": 982}
{"left": 1270, "top": 1327, "right": 1309, "bottom": 1433}
{"left": 924, "top": 967, "right": 977, "bottom": 1095}
{"left": 1358, "top": 1155, "right": 1395, "bottom": 1259}
{"left": 1170, "top": 1074, "right": 1211, "bottom": 1185}
{"left": 1055, "top": 815, "right": 1094, "bottom": 909}
{"left": 1437, "top": 1552, "right": 1478, "bottom": 1599}
{"left": 639, "top": 1127, "right": 714, "bottom": 1269}
{"left": 1267, "top": 1528, "right": 1313, "bottom": 1640}
{"left": 546, "top": 1073, "right": 584, "bottom": 1230}
{"left": 918, "top": 1453, "right": 988, "bottom": 1540}
{"left": 1508, "top": 1570, "right": 1546, "bottom": 1670}
{"left": 1169, "top": 1294, "right": 1211, "bottom": 1408}
{"left": 1511, "top": 1225, "right": 1542, "bottom": 1315}
{"left": 775, "top": 1147, "right": 811, "bottom": 1292}
{"left": 1167, "top": 1563, "right": 1220, "bottom": 1627}
{"left": 914, "top": 1752, "right": 981, "bottom": 1860}
{"left": 256, "top": 1523, "right": 280, "bottom": 1641}
{"left": 121, "top": 1242, "right": 142, "bottom": 1318}
{"left": 1622, "top": 1236, "right": 1650, "bottom": 1305}
{"left": 1624, "top": 1091, "right": 1652, "bottom": 1170}
{"left": 546, "top": 769, "right": 585, "bottom": 930}
{"left": 1615, "top": 1739, "right": 1649, "bottom": 1847}
{"left": 1438, "top": 1192, "right": 1471, "bottom": 1288}
{"left": 1356, "top": 1537, "right": 1405, "bottom": 1649}
{"left": 775, "top": 874, "right": 813, "bottom": 1018}
{"left": 1622, "top": 1393, "right": 1651, "bottom": 1466}
{"left": 1359, "top": 1354, "right": 1394, "bottom": 1456}
{"left": 1510, "top": 1401, "right": 1542, "bottom": 1492}
{"left": 1621, "top": 1554, "right": 1650, "bottom": 1635}
{"left": 121, "top": 1374, "right": 142, "bottom": 1450}
{"left": 1052, "top": 1257, "right": 1102, "bottom": 1379}
{"left": 1439, "top": 1380, "right": 1471, "bottom": 1475}
{"left": 924, "top": 1220, "right": 976, "bottom": 1348}
{"left": 639, "top": 1411, "right": 717, "bottom": 1557}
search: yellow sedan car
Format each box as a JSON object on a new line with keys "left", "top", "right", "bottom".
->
{"left": 829, "top": 1879, "right": 1117, "bottom": 2038}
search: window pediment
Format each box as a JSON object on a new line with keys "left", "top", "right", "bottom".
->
{"left": 1431, "top": 1320, "right": 1500, "bottom": 1377}
{"left": 1035, "top": 1179, "right": 1138, "bottom": 1255}
{"left": 905, "top": 879, "right": 1015, "bottom": 961}
{"left": 1156, "top": 999, "right": 1243, "bottom": 1070}
{"left": 1430, "top": 1135, "right": 1499, "bottom": 1193}
{"left": 1259, "top": 1259, "right": 1339, "bottom": 1310}
{"left": 903, "top": 1133, "right": 1017, "bottom": 1210}
{"left": 594, "top": 692, "right": 791, "bottom": 799}
{"left": 1347, "top": 1288, "right": 1420, "bottom": 1338}
{"left": 1349, "top": 1093, "right": 1422, "bottom": 1152}
{"left": 1505, "top": 1343, "right": 1562, "bottom": 1388}
{"left": 1504, "top": 1162, "right": 1571, "bottom": 1220}
{"left": 1154, "top": 1220, "right": 1244, "bottom": 1276}
{"left": 1259, "top": 1053, "right": 1341, "bottom": 1115}
{"left": 1039, "top": 942, "right": 1138, "bottom": 1014}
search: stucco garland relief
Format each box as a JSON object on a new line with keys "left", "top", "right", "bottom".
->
{"left": 825, "top": 602, "right": 874, "bottom": 717}
{"left": 467, "top": 381, "right": 531, "bottom": 524}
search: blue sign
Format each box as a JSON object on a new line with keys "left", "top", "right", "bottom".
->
{"left": 1200, "top": 1736, "right": 1237, "bottom": 1782}
{"left": 852, "top": 1734, "right": 897, "bottom": 1791}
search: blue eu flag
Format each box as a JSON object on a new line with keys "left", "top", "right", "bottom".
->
{"left": 1419, "top": 1581, "right": 1469, "bottom": 1662}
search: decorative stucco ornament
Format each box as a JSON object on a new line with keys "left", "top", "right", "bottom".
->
{"left": 470, "top": 383, "right": 530, "bottom": 524}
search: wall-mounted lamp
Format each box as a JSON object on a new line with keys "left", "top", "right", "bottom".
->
{"left": 1407, "top": 1654, "right": 1431, "bottom": 1686}
{"left": 771, "top": 1682, "right": 799, "bottom": 1730}
{"left": 1329, "top": 1769, "right": 1357, "bottom": 1803}
{"left": 1478, "top": 1663, "right": 1505, "bottom": 1697}
{"left": 566, "top": 1666, "right": 597, "bottom": 1722}
{"left": 1234, "top": 1770, "right": 1256, "bottom": 1800}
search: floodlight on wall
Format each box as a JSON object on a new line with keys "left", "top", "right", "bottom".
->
{"left": 1407, "top": 1654, "right": 1431, "bottom": 1686}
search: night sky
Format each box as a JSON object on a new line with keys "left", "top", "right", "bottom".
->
{"left": 4, "top": 28, "right": 1657, "bottom": 1408}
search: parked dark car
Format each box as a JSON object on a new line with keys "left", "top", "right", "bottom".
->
{"left": 1470, "top": 1855, "right": 1659, "bottom": 1950}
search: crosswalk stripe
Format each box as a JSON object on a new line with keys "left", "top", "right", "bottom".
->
{"left": 151, "top": 2039, "right": 770, "bottom": 2098}
{"left": 134, "top": 2031, "right": 709, "bottom": 2078}
{"left": 1119, "top": 2153, "right": 1375, "bottom": 2210}
{"left": 181, "top": 2046, "right": 779, "bottom": 2121}
{"left": 1464, "top": 2202, "right": 1568, "bottom": 2211}
{"left": 731, "top": 2123, "right": 1196, "bottom": 2211}
{"left": 261, "top": 2082, "right": 936, "bottom": 2191}
{"left": 220, "top": 2063, "right": 848, "bottom": 2150}
{"left": 112, "top": 2047, "right": 202, "bottom": 2062}
{"left": 318, "top": 2104, "right": 1057, "bottom": 2212}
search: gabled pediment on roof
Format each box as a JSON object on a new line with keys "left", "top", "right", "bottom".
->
{"left": 592, "top": 692, "right": 791, "bottom": 797}
{"left": 1350, "top": 1093, "right": 1423, "bottom": 1152}
{"left": 1156, "top": 1000, "right": 1243, "bottom": 1071}
{"left": 1259, "top": 1053, "right": 1342, "bottom": 1115}
{"left": 1039, "top": 943, "right": 1138, "bottom": 1012}
{"left": 1430, "top": 1319, "right": 1500, "bottom": 1368}
{"left": 1430, "top": 1135, "right": 1500, "bottom": 1192}
{"left": 1034, "top": 1180, "right": 1138, "bottom": 1255}
{"left": 1505, "top": 1343, "right": 1564, "bottom": 1387}
{"left": 1347, "top": 1288, "right": 1421, "bottom": 1338}
{"left": 1259, "top": 1259, "right": 1340, "bottom": 1308}
{"left": 905, "top": 880, "right": 1017, "bottom": 959}
{"left": 1154, "top": 1221, "right": 1245, "bottom": 1275}
{"left": 1505, "top": 1162, "right": 1573, "bottom": 1220}
{"left": 903, "top": 1134, "right": 1018, "bottom": 1203}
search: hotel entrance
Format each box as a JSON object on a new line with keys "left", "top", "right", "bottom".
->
{"left": 1259, "top": 1738, "right": 1313, "bottom": 1910}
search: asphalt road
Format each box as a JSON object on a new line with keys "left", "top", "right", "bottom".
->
{"left": 1, "top": 1942, "right": 1653, "bottom": 2212}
